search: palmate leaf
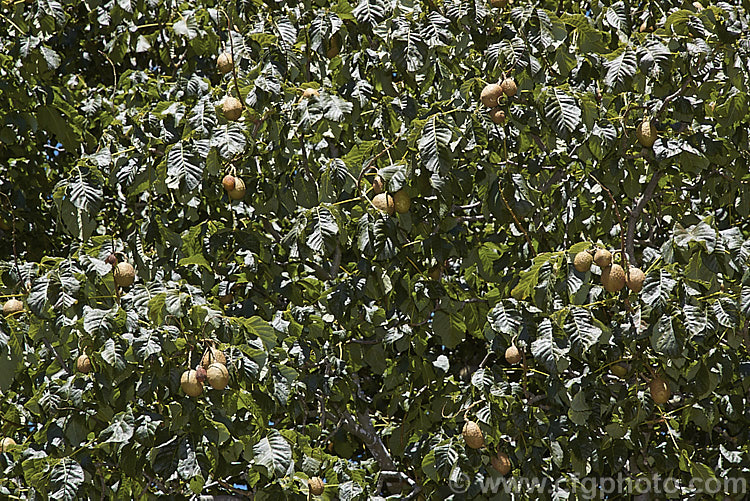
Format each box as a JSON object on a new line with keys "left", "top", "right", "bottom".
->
{"left": 281, "top": 215, "right": 306, "bottom": 259}
{"left": 418, "top": 117, "right": 452, "bottom": 174}
{"left": 272, "top": 16, "right": 297, "bottom": 52}
{"left": 564, "top": 307, "right": 601, "bottom": 354}
{"left": 166, "top": 141, "right": 203, "bottom": 191}
{"left": 36, "top": 0, "right": 66, "bottom": 25}
{"left": 603, "top": 49, "right": 637, "bottom": 89}
{"left": 536, "top": 8, "right": 567, "bottom": 50}
{"left": 122, "top": 283, "right": 168, "bottom": 318}
{"left": 637, "top": 39, "right": 670, "bottom": 72}
{"left": 486, "top": 37, "right": 527, "bottom": 70}
{"left": 604, "top": 2, "right": 628, "bottom": 31}
{"left": 434, "top": 443, "right": 459, "bottom": 474}
{"left": 421, "top": 11, "right": 451, "bottom": 47}
{"left": 444, "top": 0, "right": 486, "bottom": 24}
{"left": 543, "top": 87, "right": 581, "bottom": 137}
{"left": 172, "top": 12, "right": 199, "bottom": 39}
{"left": 392, "top": 18, "right": 427, "bottom": 72}
{"left": 100, "top": 410, "right": 134, "bottom": 444}
{"left": 28, "top": 277, "right": 51, "bottom": 316}
{"left": 101, "top": 338, "right": 126, "bottom": 371}
{"left": 320, "top": 158, "right": 354, "bottom": 201}
{"left": 353, "top": 0, "right": 386, "bottom": 24}
{"left": 310, "top": 94, "right": 353, "bottom": 122}
{"left": 356, "top": 213, "right": 373, "bottom": 254}
{"left": 49, "top": 268, "right": 80, "bottom": 311}
{"left": 562, "top": 13, "right": 605, "bottom": 54}
{"left": 683, "top": 304, "right": 713, "bottom": 338}
{"left": 49, "top": 459, "right": 84, "bottom": 501}
{"left": 306, "top": 206, "right": 338, "bottom": 254}
{"left": 167, "top": 141, "right": 203, "bottom": 191}
{"left": 253, "top": 430, "right": 293, "bottom": 478}
{"left": 82, "top": 306, "right": 115, "bottom": 336}
{"left": 309, "top": 12, "right": 343, "bottom": 52}
{"left": 531, "top": 318, "right": 567, "bottom": 373}
{"left": 339, "top": 480, "right": 364, "bottom": 501}
{"left": 471, "top": 367, "right": 493, "bottom": 391}
{"left": 652, "top": 314, "right": 679, "bottom": 355}
{"left": 641, "top": 270, "right": 676, "bottom": 309}
{"left": 258, "top": 68, "right": 282, "bottom": 95}
{"left": 673, "top": 221, "right": 717, "bottom": 253}
{"left": 133, "top": 328, "right": 162, "bottom": 360}
{"left": 351, "top": 79, "right": 373, "bottom": 106}
{"left": 373, "top": 216, "right": 398, "bottom": 261}
{"left": 211, "top": 122, "right": 246, "bottom": 159}
{"left": 511, "top": 252, "right": 556, "bottom": 300}
{"left": 487, "top": 300, "right": 522, "bottom": 335}
{"left": 242, "top": 315, "right": 277, "bottom": 351}
{"left": 188, "top": 96, "right": 217, "bottom": 137}
{"left": 712, "top": 298, "right": 738, "bottom": 328}
{"left": 68, "top": 167, "right": 103, "bottom": 212}
{"left": 342, "top": 140, "right": 379, "bottom": 172}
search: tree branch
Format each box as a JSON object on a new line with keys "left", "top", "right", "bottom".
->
{"left": 376, "top": 471, "right": 421, "bottom": 499}
{"left": 41, "top": 338, "right": 71, "bottom": 376}
{"left": 588, "top": 173, "right": 627, "bottom": 268}
{"left": 328, "top": 404, "right": 395, "bottom": 471}
{"left": 538, "top": 167, "right": 565, "bottom": 193}
{"left": 625, "top": 169, "right": 663, "bottom": 265}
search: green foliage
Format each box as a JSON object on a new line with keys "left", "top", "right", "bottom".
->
{"left": 1, "top": 0, "right": 750, "bottom": 499}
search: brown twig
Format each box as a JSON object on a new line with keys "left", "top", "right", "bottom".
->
{"left": 219, "top": 9, "right": 243, "bottom": 103}
{"left": 625, "top": 169, "right": 663, "bottom": 265}
{"left": 376, "top": 471, "right": 421, "bottom": 500}
{"left": 656, "top": 76, "right": 692, "bottom": 118}
{"left": 498, "top": 180, "right": 536, "bottom": 257}
{"left": 356, "top": 141, "right": 394, "bottom": 198}
{"left": 41, "top": 337, "right": 71, "bottom": 375}
{"left": 298, "top": 131, "right": 311, "bottom": 177}
{"left": 0, "top": 193, "right": 27, "bottom": 293}
{"left": 97, "top": 50, "right": 118, "bottom": 105}
{"left": 538, "top": 167, "right": 565, "bottom": 193}
{"left": 521, "top": 349, "right": 530, "bottom": 401}
{"left": 327, "top": 404, "right": 396, "bottom": 471}
{"left": 588, "top": 173, "right": 628, "bottom": 269}
{"left": 217, "top": 479, "right": 254, "bottom": 499}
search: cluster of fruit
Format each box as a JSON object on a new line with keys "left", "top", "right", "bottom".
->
{"left": 107, "top": 253, "right": 136, "bottom": 288}
{"left": 479, "top": 75, "right": 659, "bottom": 147}
{"left": 2, "top": 298, "right": 23, "bottom": 316}
{"left": 0, "top": 436, "right": 16, "bottom": 452}
{"left": 2, "top": 252, "right": 136, "bottom": 317}
{"left": 181, "top": 347, "right": 230, "bottom": 396}
{"left": 462, "top": 420, "right": 512, "bottom": 475}
{"left": 370, "top": 175, "right": 411, "bottom": 216}
{"left": 308, "top": 476, "right": 325, "bottom": 496}
{"left": 1, "top": 253, "right": 137, "bottom": 378}
{"left": 222, "top": 173, "right": 247, "bottom": 200}
{"left": 216, "top": 52, "right": 244, "bottom": 121}
{"left": 480, "top": 77, "right": 517, "bottom": 124}
{"left": 611, "top": 363, "right": 672, "bottom": 404}
{"left": 76, "top": 352, "right": 92, "bottom": 373}
{"left": 573, "top": 247, "right": 645, "bottom": 294}
{"left": 635, "top": 118, "right": 657, "bottom": 148}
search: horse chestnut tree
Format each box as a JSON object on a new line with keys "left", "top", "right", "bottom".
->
{"left": 0, "top": 0, "right": 749, "bottom": 499}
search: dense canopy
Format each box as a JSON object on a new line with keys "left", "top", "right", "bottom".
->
{"left": 1, "top": 0, "right": 750, "bottom": 499}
